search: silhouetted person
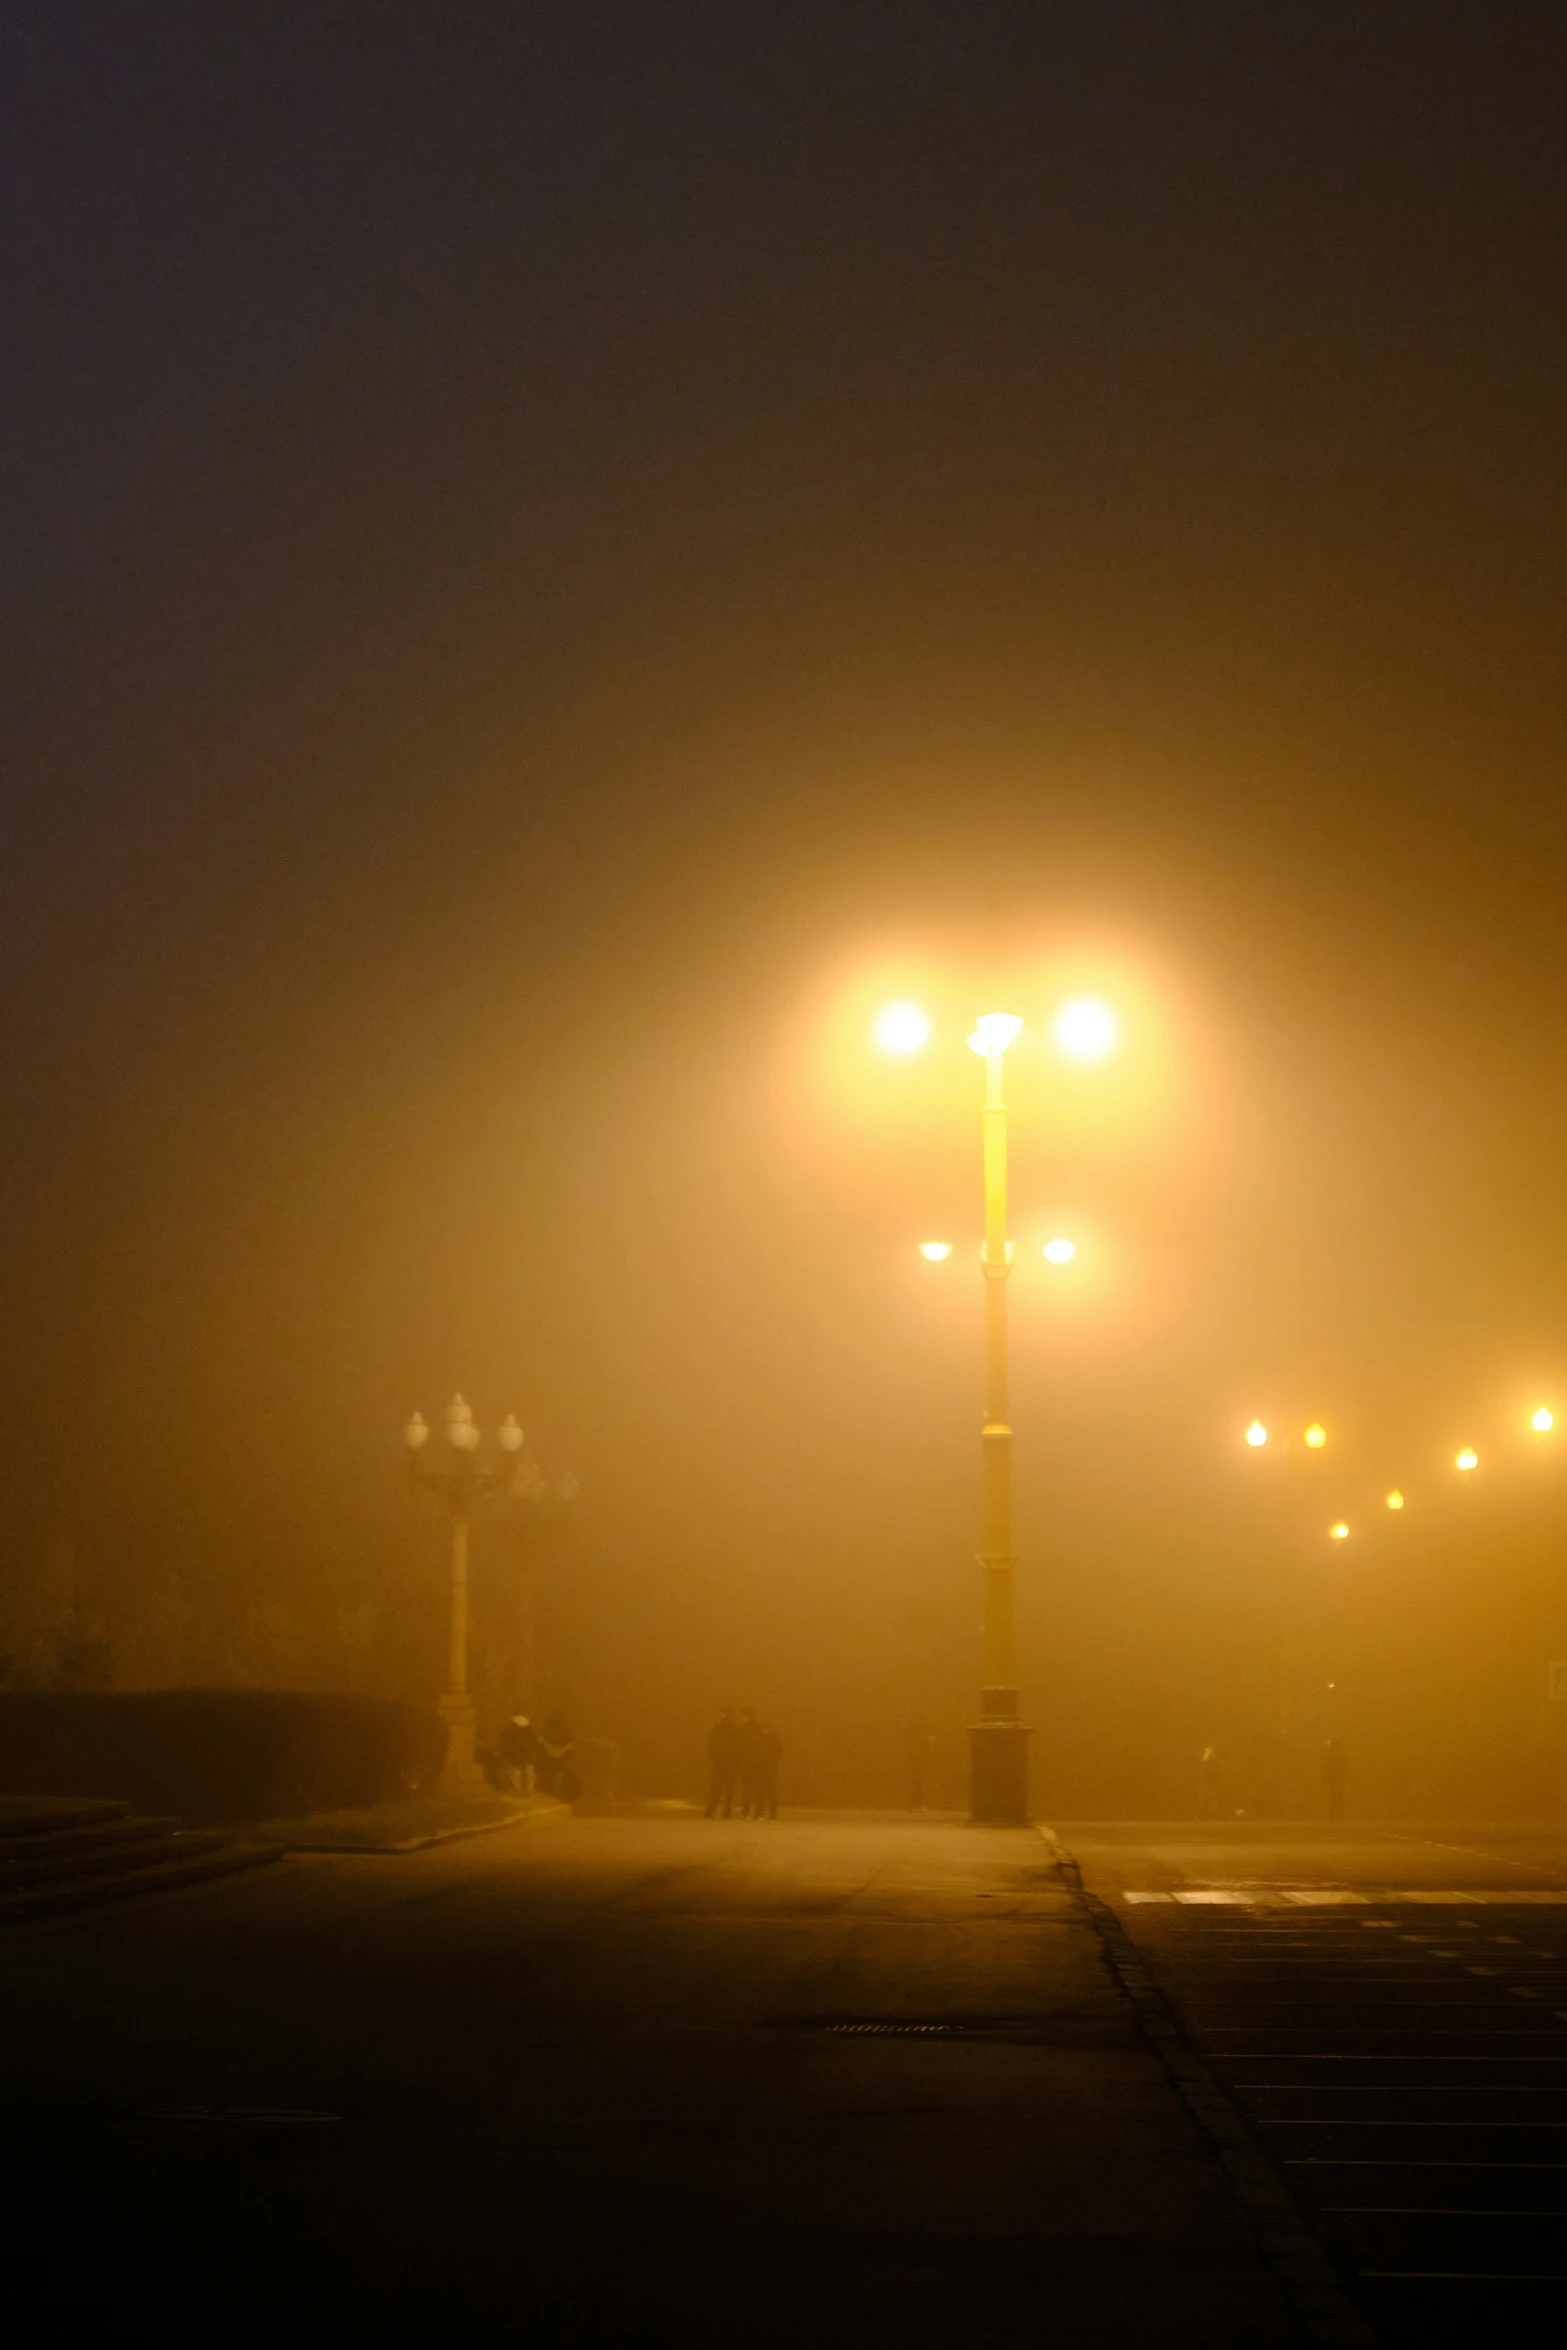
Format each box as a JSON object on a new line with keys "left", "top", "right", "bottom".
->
{"left": 906, "top": 1714, "right": 936, "bottom": 1810}
{"left": 1322, "top": 1738, "right": 1347, "bottom": 1823}
{"left": 1196, "top": 1744, "right": 1225, "bottom": 1821}
{"left": 705, "top": 1708, "right": 739, "bottom": 1817}
{"left": 498, "top": 1708, "right": 539, "bottom": 1794}
{"left": 537, "top": 1711, "right": 579, "bottom": 1801}
{"left": 755, "top": 1724, "right": 782, "bottom": 1818}
{"left": 735, "top": 1708, "right": 765, "bottom": 1815}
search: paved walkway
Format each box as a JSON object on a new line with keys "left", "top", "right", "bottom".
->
{"left": 1, "top": 1813, "right": 1307, "bottom": 2341}
{"left": 1062, "top": 1818, "right": 1567, "bottom": 2344}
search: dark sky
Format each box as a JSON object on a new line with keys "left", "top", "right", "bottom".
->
{"left": 4, "top": 3, "right": 1567, "bottom": 1801}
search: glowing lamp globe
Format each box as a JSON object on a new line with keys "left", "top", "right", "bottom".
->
{"left": 1304, "top": 1423, "right": 1327, "bottom": 1449}
{"left": 446, "top": 1393, "right": 479, "bottom": 1451}
{"left": 1054, "top": 995, "right": 1119, "bottom": 1064}
{"left": 1386, "top": 1489, "right": 1404, "bottom": 1510}
{"left": 1532, "top": 1407, "right": 1554, "bottom": 1433}
{"left": 1244, "top": 1420, "right": 1268, "bottom": 1449}
{"left": 967, "top": 1011, "right": 1023, "bottom": 1057}
{"left": 918, "top": 1241, "right": 953, "bottom": 1262}
{"left": 1042, "top": 1237, "right": 1076, "bottom": 1264}
{"left": 1329, "top": 1522, "right": 1349, "bottom": 1541}
{"left": 872, "top": 1001, "right": 931, "bottom": 1057}
{"left": 1456, "top": 1447, "right": 1479, "bottom": 1472}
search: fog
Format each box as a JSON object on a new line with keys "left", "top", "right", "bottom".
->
{"left": 4, "top": 6, "right": 1566, "bottom": 1815}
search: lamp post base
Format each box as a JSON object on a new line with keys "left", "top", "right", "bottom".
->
{"left": 968, "top": 1718, "right": 1031, "bottom": 1824}
{"left": 437, "top": 1691, "right": 487, "bottom": 1790}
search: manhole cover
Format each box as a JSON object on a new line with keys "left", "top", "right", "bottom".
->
{"left": 777, "top": 2017, "right": 1014, "bottom": 2037}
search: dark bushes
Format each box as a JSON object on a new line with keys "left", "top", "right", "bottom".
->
{"left": 0, "top": 1690, "right": 446, "bottom": 1824}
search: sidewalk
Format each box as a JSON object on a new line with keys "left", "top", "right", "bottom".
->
{"left": 0, "top": 1810, "right": 1362, "bottom": 2341}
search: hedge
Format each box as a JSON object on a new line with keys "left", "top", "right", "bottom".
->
{"left": 0, "top": 1690, "right": 447, "bottom": 1825}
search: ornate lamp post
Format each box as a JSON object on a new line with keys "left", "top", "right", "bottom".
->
{"left": 403, "top": 1393, "right": 527, "bottom": 1788}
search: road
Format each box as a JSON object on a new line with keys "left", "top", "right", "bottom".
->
{"left": 1061, "top": 1818, "right": 1567, "bottom": 2346}
{"left": 0, "top": 1812, "right": 1306, "bottom": 2344}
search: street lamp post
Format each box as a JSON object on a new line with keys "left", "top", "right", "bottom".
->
{"left": 403, "top": 1394, "right": 526, "bottom": 1789}
{"left": 878, "top": 982, "right": 1122, "bottom": 1823}
{"left": 878, "top": 992, "right": 1117, "bottom": 1826}
{"left": 969, "top": 1013, "right": 1028, "bottom": 1823}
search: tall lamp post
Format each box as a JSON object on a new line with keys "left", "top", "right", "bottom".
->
{"left": 876, "top": 992, "right": 1119, "bottom": 1825}
{"left": 970, "top": 1012, "right": 1027, "bottom": 1822}
{"left": 403, "top": 1393, "right": 525, "bottom": 1789}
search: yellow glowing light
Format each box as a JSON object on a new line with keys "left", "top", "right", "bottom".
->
{"left": 1053, "top": 995, "right": 1119, "bottom": 1063}
{"left": 1456, "top": 1448, "right": 1479, "bottom": 1472}
{"left": 1042, "top": 1237, "right": 1077, "bottom": 1264}
{"left": 1304, "top": 1423, "right": 1327, "bottom": 1449}
{"left": 918, "top": 1241, "right": 952, "bottom": 1262}
{"left": 1329, "top": 1522, "right": 1349, "bottom": 1541}
{"left": 1386, "top": 1489, "right": 1405, "bottom": 1510}
{"left": 1245, "top": 1420, "right": 1268, "bottom": 1448}
{"left": 872, "top": 1000, "right": 931, "bottom": 1056}
{"left": 967, "top": 1010, "right": 1023, "bottom": 1057}
{"left": 1532, "top": 1406, "right": 1554, "bottom": 1433}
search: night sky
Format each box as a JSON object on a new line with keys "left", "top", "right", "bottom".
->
{"left": 4, "top": 4, "right": 1567, "bottom": 1804}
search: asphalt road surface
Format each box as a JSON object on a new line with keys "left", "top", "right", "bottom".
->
{"left": 1062, "top": 1819, "right": 1567, "bottom": 2346}
{"left": 1, "top": 1812, "right": 1308, "bottom": 2345}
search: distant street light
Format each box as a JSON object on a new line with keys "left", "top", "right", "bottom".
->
{"left": 1245, "top": 1420, "right": 1269, "bottom": 1448}
{"left": 1304, "top": 1423, "right": 1327, "bottom": 1449}
{"left": 1042, "top": 1236, "right": 1077, "bottom": 1265}
{"left": 404, "top": 1396, "right": 576, "bottom": 1787}
{"left": 1532, "top": 1407, "right": 1555, "bottom": 1433}
{"left": 919, "top": 1240, "right": 953, "bottom": 1261}
{"left": 1386, "top": 1489, "right": 1405, "bottom": 1510}
{"left": 1328, "top": 1521, "right": 1349, "bottom": 1542}
{"left": 1456, "top": 1447, "right": 1479, "bottom": 1473}
{"left": 875, "top": 994, "right": 1119, "bottom": 1823}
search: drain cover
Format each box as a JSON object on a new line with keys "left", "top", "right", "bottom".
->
{"left": 779, "top": 2016, "right": 1004, "bottom": 2037}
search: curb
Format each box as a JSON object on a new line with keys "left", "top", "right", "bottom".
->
{"left": 280, "top": 1799, "right": 572, "bottom": 1853}
{"left": 1040, "top": 1828, "right": 1382, "bottom": 2350}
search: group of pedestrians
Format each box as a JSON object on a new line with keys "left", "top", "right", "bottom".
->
{"left": 705, "top": 1708, "right": 782, "bottom": 1818}
{"left": 493, "top": 1707, "right": 580, "bottom": 1801}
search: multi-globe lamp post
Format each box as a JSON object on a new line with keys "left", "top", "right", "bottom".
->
{"left": 874, "top": 991, "right": 1119, "bottom": 1824}
{"left": 402, "top": 1394, "right": 576, "bottom": 1789}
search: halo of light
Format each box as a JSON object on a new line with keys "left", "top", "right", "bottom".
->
{"left": 1245, "top": 1420, "right": 1268, "bottom": 1448}
{"left": 872, "top": 1000, "right": 931, "bottom": 1056}
{"left": 1532, "top": 1406, "right": 1554, "bottom": 1433}
{"left": 1053, "top": 995, "right": 1119, "bottom": 1063}
{"left": 918, "top": 1241, "right": 952, "bottom": 1262}
{"left": 1329, "top": 1522, "right": 1349, "bottom": 1541}
{"left": 1456, "top": 1447, "right": 1479, "bottom": 1472}
{"left": 1386, "top": 1489, "right": 1405, "bottom": 1510}
{"left": 1042, "top": 1236, "right": 1077, "bottom": 1264}
{"left": 1304, "top": 1423, "right": 1327, "bottom": 1449}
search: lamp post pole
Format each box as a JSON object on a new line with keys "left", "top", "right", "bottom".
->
{"left": 969, "top": 1016, "right": 1030, "bottom": 1823}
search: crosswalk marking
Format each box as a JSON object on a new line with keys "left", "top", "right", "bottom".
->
{"left": 1120, "top": 1887, "right": 1567, "bottom": 1908}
